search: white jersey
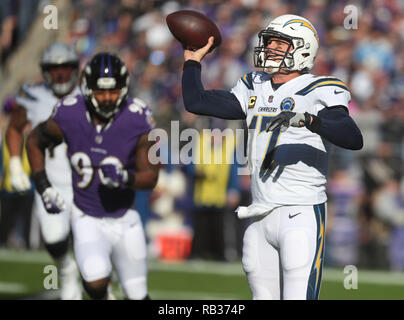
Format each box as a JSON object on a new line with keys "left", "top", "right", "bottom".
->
{"left": 15, "top": 83, "right": 81, "bottom": 190}
{"left": 231, "top": 72, "right": 350, "bottom": 206}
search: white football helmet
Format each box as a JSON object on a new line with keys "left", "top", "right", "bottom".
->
{"left": 40, "top": 42, "right": 79, "bottom": 97}
{"left": 254, "top": 14, "right": 319, "bottom": 74}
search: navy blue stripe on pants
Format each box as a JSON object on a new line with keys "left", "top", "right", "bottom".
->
{"left": 306, "top": 203, "right": 326, "bottom": 300}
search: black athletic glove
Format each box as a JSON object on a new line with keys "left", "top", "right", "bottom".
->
{"left": 266, "top": 111, "right": 318, "bottom": 132}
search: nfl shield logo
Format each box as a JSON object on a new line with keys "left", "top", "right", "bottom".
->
{"left": 95, "top": 135, "right": 103, "bottom": 144}
{"left": 268, "top": 95, "right": 274, "bottom": 103}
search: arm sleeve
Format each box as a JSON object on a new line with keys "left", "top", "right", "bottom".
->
{"left": 312, "top": 106, "right": 363, "bottom": 150}
{"left": 182, "top": 60, "right": 246, "bottom": 120}
{"left": 308, "top": 79, "right": 362, "bottom": 150}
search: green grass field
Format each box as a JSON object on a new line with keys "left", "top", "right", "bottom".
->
{"left": 0, "top": 249, "right": 403, "bottom": 300}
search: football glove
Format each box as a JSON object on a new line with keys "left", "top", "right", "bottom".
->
{"left": 4, "top": 96, "right": 16, "bottom": 113}
{"left": 100, "top": 164, "right": 129, "bottom": 188}
{"left": 266, "top": 111, "right": 310, "bottom": 132}
{"left": 9, "top": 156, "right": 31, "bottom": 192}
{"left": 41, "top": 187, "right": 66, "bottom": 214}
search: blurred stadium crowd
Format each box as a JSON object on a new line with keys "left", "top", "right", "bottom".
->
{"left": 0, "top": 0, "right": 404, "bottom": 271}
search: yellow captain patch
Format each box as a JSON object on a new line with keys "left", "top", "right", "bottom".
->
{"left": 248, "top": 96, "right": 257, "bottom": 109}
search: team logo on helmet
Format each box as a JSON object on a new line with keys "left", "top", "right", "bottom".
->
{"left": 280, "top": 97, "right": 295, "bottom": 111}
{"left": 283, "top": 19, "right": 319, "bottom": 42}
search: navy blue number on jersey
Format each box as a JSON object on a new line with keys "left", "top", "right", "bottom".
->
{"left": 248, "top": 115, "right": 281, "bottom": 176}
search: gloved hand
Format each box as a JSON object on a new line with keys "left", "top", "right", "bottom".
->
{"left": 3, "top": 96, "right": 16, "bottom": 114}
{"left": 266, "top": 111, "right": 311, "bottom": 132}
{"left": 100, "top": 164, "right": 129, "bottom": 188}
{"left": 41, "top": 187, "right": 66, "bottom": 214}
{"left": 9, "top": 156, "right": 31, "bottom": 192}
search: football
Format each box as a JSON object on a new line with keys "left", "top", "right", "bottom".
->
{"left": 166, "top": 10, "right": 222, "bottom": 52}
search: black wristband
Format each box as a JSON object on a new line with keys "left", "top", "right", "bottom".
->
{"left": 183, "top": 60, "right": 201, "bottom": 70}
{"left": 126, "top": 171, "right": 136, "bottom": 188}
{"left": 304, "top": 112, "right": 322, "bottom": 133}
{"left": 32, "top": 170, "right": 51, "bottom": 194}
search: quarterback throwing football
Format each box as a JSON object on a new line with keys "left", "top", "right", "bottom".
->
{"left": 182, "top": 14, "right": 363, "bottom": 299}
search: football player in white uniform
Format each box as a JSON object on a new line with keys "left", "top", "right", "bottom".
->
{"left": 6, "top": 42, "right": 82, "bottom": 299}
{"left": 181, "top": 14, "right": 363, "bottom": 299}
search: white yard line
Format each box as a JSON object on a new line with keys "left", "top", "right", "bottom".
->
{"left": 0, "top": 282, "right": 29, "bottom": 294}
{"left": 148, "top": 260, "right": 244, "bottom": 276}
{"left": 148, "top": 260, "right": 404, "bottom": 286}
{"left": 323, "top": 269, "right": 404, "bottom": 286}
{"left": 1, "top": 249, "right": 404, "bottom": 286}
{"left": 0, "top": 249, "right": 52, "bottom": 264}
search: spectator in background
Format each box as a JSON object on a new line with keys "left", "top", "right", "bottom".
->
{"left": 0, "top": 0, "right": 17, "bottom": 65}
{"left": 326, "top": 169, "right": 363, "bottom": 267}
{"left": 68, "top": 17, "right": 97, "bottom": 59}
{"left": 0, "top": 0, "right": 38, "bottom": 66}
{"left": 187, "top": 127, "right": 239, "bottom": 261}
{"left": 224, "top": 158, "right": 249, "bottom": 261}
{"left": 373, "top": 178, "right": 404, "bottom": 271}
{"left": 0, "top": 97, "right": 34, "bottom": 249}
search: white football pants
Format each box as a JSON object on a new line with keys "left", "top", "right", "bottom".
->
{"left": 34, "top": 143, "right": 74, "bottom": 245}
{"left": 71, "top": 204, "right": 148, "bottom": 300}
{"left": 242, "top": 203, "right": 326, "bottom": 300}
{"left": 34, "top": 187, "right": 73, "bottom": 244}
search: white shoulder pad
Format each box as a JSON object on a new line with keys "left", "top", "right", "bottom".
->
{"left": 230, "top": 73, "right": 256, "bottom": 115}
{"left": 15, "top": 84, "right": 40, "bottom": 104}
{"left": 296, "top": 77, "right": 351, "bottom": 111}
{"left": 128, "top": 97, "right": 148, "bottom": 114}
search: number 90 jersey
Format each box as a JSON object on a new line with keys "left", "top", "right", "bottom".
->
{"left": 230, "top": 72, "right": 351, "bottom": 206}
{"left": 52, "top": 94, "right": 154, "bottom": 218}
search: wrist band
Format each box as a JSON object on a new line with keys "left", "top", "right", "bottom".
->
{"left": 32, "top": 170, "right": 51, "bottom": 194}
{"left": 126, "top": 171, "right": 135, "bottom": 188}
{"left": 304, "top": 112, "right": 322, "bottom": 133}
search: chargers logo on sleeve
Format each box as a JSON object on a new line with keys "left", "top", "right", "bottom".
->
{"left": 280, "top": 97, "right": 295, "bottom": 111}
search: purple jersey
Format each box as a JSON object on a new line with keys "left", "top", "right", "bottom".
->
{"left": 52, "top": 94, "right": 153, "bottom": 218}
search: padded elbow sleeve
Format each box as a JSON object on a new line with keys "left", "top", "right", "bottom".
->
{"left": 37, "top": 121, "right": 63, "bottom": 150}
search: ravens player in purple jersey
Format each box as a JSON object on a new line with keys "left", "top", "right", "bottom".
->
{"left": 27, "top": 53, "right": 159, "bottom": 300}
